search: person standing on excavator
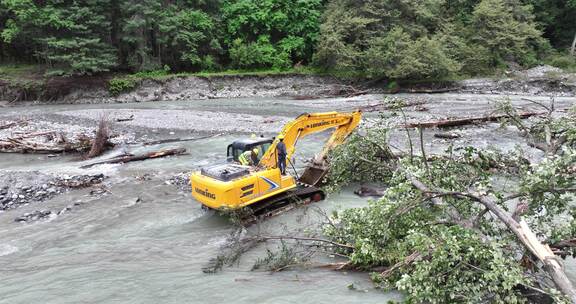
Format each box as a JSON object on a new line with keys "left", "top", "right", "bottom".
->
{"left": 276, "top": 135, "right": 287, "bottom": 175}
{"left": 239, "top": 148, "right": 259, "bottom": 166}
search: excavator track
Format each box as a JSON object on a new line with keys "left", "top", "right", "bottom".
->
{"left": 241, "top": 182, "right": 325, "bottom": 224}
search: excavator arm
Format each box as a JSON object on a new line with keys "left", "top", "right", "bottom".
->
{"left": 258, "top": 111, "right": 362, "bottom": 171}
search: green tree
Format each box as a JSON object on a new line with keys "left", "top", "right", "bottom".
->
{"left": 118, "top": 0, "right": 163, "bottom": 71}
{"left": 525, "top": 0, "right": 576, "bottom": 49}
{"left": 469, "top": 0, "right": 544, "bottom": 67}
{"left": 314, "top": 0, "right": 459, "bottom": 79}
{"left": 363, "top": 27, "right": 460, "bottom": 79}
{"left": 2, "top": 0, "right": 117, "bottom": 75}
{"left": 221, "top": 0, "right": 323, "bottom": 69}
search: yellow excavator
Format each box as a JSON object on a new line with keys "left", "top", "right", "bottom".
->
{"left": 190, "top": 111, "right": 362, "bottom": 213}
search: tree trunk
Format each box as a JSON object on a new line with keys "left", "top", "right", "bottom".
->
{"left": 405, "top": 172, "right": 576, "bottom": 302}
{"left": 454, "top": 192, "right": 576, "bottom": 302}
{"left": 403, "top": 111, "right": 545, "bottom": 129}
{"left": 80, "top": 147, "right": 186, "bottom": 168}
{"left": 571, "top": 31, "right": 576, "bottom": 56}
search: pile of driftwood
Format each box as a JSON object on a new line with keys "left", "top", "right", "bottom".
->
{"left": 0, "top": 130, "right": 92, "bottom": 154}
{"left": 1, "top": 115, "right": 218, "bottom": 167}
{"left": 0, "top": 117, "right": 113, "bottom": 156}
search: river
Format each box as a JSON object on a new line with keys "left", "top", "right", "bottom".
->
{"left": 0, "top": 93, "right": 574, "bottom": 303}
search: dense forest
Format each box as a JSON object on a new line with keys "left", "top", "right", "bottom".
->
{"left": 1, "top": 0, "right": 575, "bottom": 79}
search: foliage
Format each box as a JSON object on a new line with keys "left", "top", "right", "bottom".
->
{"left": 108, "top": 77, "right": 136, "bottom": 96}
{"left": 0, "top": 0, "right": 322, "bottom": 74}
{"left": 221, "top": 0, "right": 322, "bottom": 69}
{"left": 363, "top": 28, "right": 461, "bottom": 79}
{"left": 0, "top": 0, "right": 573, "bottom": 77}
{"left": 252, "top": 241, "right": 311, "bottom": 272}
{"left": 314, "top": 0, "right": 548, "bottom": 79}
{"left": 469, "top": 0, "right": 545, "bottom": 67}
{"left": 526, "top": 0, "right": 576, "bottom": 48}
{"left": 1, "top": 0, "right": 117, "bottom": 76}
{"left": 322, "top": 110, "right": 576, "bottom": 302}
{"left": 228, "top": 36, "right": 290, "bottom": 70}
{"left": 325, "top": 119, "right": 396, "bottom": 192}
{"left": 545, "top": 53, "right": 576, "bottom": 72}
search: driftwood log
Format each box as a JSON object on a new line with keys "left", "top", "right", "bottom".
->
{"left": 80, "top": 147, "right": 187, "bottom": 168}
{"left": 359, "top": 100, "right": 427, "bottom": 112}
{"left": 402, "top": 88, "right": 459, "bottom": 94}
{"left": 433, "top": 132, "right": 461, "bottom": 139}
{"left": 139, "top": 133, "right": 222, "bottom": 146}
{"left": 404, "top": 111, "right": 546, "bottom": 129}
{"left": 0, "top": 120, "right": 26, "bottom": 130}
{"left": 116, "top": 115, "right": 134, "bottom": 122}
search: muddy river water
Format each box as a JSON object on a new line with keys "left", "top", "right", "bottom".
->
{"left": 0, "top": 94, "right": 574, "bottom": 303}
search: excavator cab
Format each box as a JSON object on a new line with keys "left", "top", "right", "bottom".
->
{"left": 226, "top": 138, "right": 273, "bottom": 163}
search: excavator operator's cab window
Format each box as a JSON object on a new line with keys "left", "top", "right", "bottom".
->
{"left": 226, "top": 145, "right": 237, "bottom": 162}
{"left": 227, "top": 138, "right": 273, "bottom": 163}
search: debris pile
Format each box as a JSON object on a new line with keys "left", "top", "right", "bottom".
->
{"left": 0, "top": 118, "right": 132, "bottom": 154}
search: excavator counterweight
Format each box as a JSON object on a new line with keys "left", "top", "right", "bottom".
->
{"left": 190, "top": 111, "right": 362, "bottom": 211}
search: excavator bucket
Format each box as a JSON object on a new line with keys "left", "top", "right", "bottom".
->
{"left": 299, "top": 163, "right": 329, "bottom": 186}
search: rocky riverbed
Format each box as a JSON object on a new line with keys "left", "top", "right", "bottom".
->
{"left": 0, "top": 171, "right": 105, "bottom": 212}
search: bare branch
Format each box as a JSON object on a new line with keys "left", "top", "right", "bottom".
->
{"left": 256, "top": 235, "right": 355, "bottom": 250}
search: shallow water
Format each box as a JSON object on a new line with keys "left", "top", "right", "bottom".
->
{"left": 0, "top": 94, "right": 574, "bottom": 303}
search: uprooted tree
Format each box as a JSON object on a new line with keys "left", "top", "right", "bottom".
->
{"left": 320, "top": 101, "right": 576, "bottom": 303}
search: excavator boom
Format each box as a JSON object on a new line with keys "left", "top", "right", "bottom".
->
{"left": 259, "top": 111, "right": 362, "bottom": 169}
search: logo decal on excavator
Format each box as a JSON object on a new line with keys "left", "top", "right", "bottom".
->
{"left": 260, "top": 177, "right": 279, "bottom": 191}
{"left": 195, "top": 187, "right": 216, "bottom": 199}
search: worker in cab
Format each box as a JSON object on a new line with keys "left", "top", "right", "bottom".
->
{"left": 239, "top": 148, "right": 259, "bottom": 166}
{"left": 276, "top": 135, "right": 287, "bottom": 175}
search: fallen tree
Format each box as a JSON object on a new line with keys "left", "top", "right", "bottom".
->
{"left": 80, "top": 147, "right": 187, "bottom": 168}
{"left": 0, "top": 118, "right": 114, "bottom": 155}
{"left": 320, "top": 111, "right": 576, "bottom": 303}
{"left": 404, "top": 110, "right": 546, "bottom": 129}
